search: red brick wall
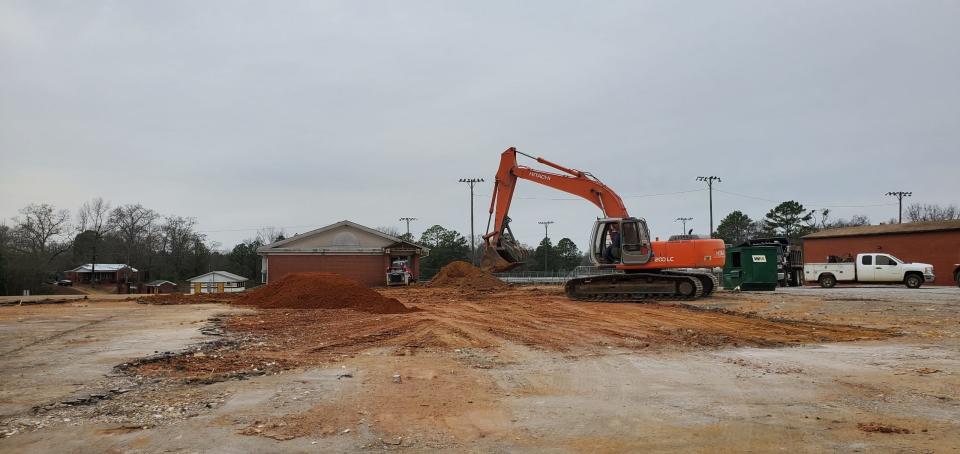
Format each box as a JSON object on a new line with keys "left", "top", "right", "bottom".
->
{"left": 803, "top": 230, "right": 960, "bottom": 286}
{"left": 265, "top": 254, "right": 395, "bottom": 287}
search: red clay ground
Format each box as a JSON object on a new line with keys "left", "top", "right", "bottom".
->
{"left": 128, "top": 286, "right": 892, "bottom": 382}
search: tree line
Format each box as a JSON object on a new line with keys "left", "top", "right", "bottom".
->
{"left": 0, "top": 198, "right": 280, "bottom": 296}
{"left": 4, "top": 197, "right": 954, "bottom": 294}
{"left": 714, "top": 201, "right": 959, "bottom": 246}
{"left": 380, "top": 224, "right": 586, "bottom": 278}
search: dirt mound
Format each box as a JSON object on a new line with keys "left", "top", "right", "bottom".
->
{"left": 236, "top": 272, "right": 416, "bottom": 314}
{"left": 428, "top": 261, "right": 507, "bottom": 291}
{"left": 141, "top": 293, "right": 242, "bottom": 305}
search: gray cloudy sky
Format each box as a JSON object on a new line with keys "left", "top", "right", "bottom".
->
{"left": 2, "top": 0, "right": 958, "bottom": 250}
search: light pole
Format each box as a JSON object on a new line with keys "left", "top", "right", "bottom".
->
{"left": 538, "top": 221, "right": 554, "bottom": 272}
{"left": 696, "top": 176, "right": 722, "bottom": 237}
{"left": 459, "top": 178, "right": 484, "bottom": 264}
{"left": 885, "top": 191, "right": 912, "bottom": 224}
{"left": 675, "top": 217, "right": 693, "bottom": 234}
{"left": 398, "top": 217, "right": 418, "bottom": 237}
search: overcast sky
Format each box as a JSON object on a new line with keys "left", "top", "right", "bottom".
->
{"left": 2, "top": 0, "right": 958, "bottom": 251}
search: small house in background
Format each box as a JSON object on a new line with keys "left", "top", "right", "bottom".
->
{"left": 187, "top": 271, "right": 248, "bottom": 294}
{"left": 145, "top": 280, "right": 177, "bottom": 294}
{"left": 64, "top": 264, "right": 138, "bottom": 284}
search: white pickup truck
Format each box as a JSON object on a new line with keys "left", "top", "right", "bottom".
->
{"left": 804, "top": 253, "right": 935, "bottom": 288}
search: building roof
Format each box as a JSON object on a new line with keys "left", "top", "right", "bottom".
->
{"left": 186, "top": 271, "right": 249, "bottom": 283}
{"left": 257, "top": 220, "right": 429, "bottom": 254}
{"left": 66, "top": 264, "right": 138, "bottom": 273}
{"left": 145, "top": 280, "right": 176, "bottom": 286}
{"left": 803, "top": 220, "right": 960, "bottom": 239}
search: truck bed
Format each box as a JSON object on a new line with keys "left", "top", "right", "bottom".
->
{"left": 803, "top": 262, "right": 855, "bottom": 282}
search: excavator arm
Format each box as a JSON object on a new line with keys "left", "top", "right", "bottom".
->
{"left": 479, "top": 146, "right": 726, "bottom": 300}
{"left": 481, "top": 147, "right": 629, "bottom": 271}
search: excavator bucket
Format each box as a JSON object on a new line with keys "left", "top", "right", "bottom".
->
{"left": 479, "top": 241, "right": 526, "bottom": 273}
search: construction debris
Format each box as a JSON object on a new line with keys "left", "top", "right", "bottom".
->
{"left": 857, "top": 422, "right": 912, "bottom": 434}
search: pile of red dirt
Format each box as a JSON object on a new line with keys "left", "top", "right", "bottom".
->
{"left": 428, "top": 261, "right": 508, "bottom": 291}
{"left": 235, "top": 272, "right": 417, "bottom": 314}
{"left": 141, "top": 292, "right": 242, "bottom": 305}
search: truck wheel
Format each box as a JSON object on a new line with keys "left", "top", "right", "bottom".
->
{"left": 818, "top": 274, "right": 836, "bottom": 288}
{"left": 956, "top": 270, "right": 960, "bottom": 288}
{"left": 904, "top": 274, "right": 922, "bottom": 289}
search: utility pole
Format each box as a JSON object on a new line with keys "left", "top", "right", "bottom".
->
{"left": 398, "top": 217, "right": 418, "bottom": 237}
{"left": 459, "top": 178, "right": 484, "bottom": 265}
{"left": 886, "top": 191, "right": 912, "bottom": 224}
{"left": 538, "top": 221, "right": 554, "bottom": 272}
{"left": 675, "top": 217, "right": 693, "bottom": 234}
{"left": 696, "top": 176, "right": 722, "bottom": 237}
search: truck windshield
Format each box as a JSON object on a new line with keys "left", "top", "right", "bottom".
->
{"left": 885, "top": 255, "right": 903, "bottom": 264}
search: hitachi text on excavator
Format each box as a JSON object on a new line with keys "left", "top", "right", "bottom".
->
{"left": 480, "top": 147, "right": 726, "bottom": 301}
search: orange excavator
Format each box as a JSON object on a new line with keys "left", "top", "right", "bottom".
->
{"left": 480, "top": 147, "right": 726, "bottom": 301}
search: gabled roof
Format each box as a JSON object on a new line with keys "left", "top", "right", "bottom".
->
{"left": 803, "top": 220, "right": 960, "bottom": 239}
{"left": 146, "top": 280, "right": 176, "bottom": 286}
{"left": 257, "top": 220, "right": 428, "bottom": 253}
{"left": 66, "top": 264, "right": 138, "bottom": 273}
{"left": 186, "top": 271, "right": 249, "bottom": 282}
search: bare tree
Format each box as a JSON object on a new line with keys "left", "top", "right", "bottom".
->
{"left": 807, "top": 208, "right": 831, "bottom": 230}
{"left": 10, "top": 203, "right": 72, "bottom": 259}
{"left": 108, "top": 204, "right": 159, "bottom": 265}
{"left": 905, "top": 203, "right": 960, "bottom": 222}
{"left": 76, "top": 197, "right": 113, "bottom": 283}
{"left": 830, "top": 214, "right": 871, "bottom": 228}
{"left": 376, "top": 226, "right": 403, "bottom": 238}
{"left": 256, "top": 227, "right": 286, "bottom": 244}
{"left": 77, "top": 197, "right": 112, "bottom": 235}
{"left": 161, "top": 216, "right": 206, "bottom": 280}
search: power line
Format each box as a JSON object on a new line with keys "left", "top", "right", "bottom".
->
{"left": 714, "top": 189, "right": 898, "bottom": 208}
{"left": 459, "top": 178, "right": 484, "bottom": 265}
{"left": 886, "top": 191, "right": 913, "bottom": 224}
{"left": 398, "top": 217, "right": 418, "bottom": 236}
{"left": 512, "top": 188, "right": 705, "bottom": 201}
{"left": 696, "top": 176, "right": 721, "bottom": 237}
{"left": 538, "top": 221, "right": 554, "bottom": 272}
{"left": 197, "top": 224, "right": 317, "bottom": 234}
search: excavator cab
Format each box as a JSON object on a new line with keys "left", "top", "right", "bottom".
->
{"left": 590, "top": 217, "right": 653, "bottom": 266}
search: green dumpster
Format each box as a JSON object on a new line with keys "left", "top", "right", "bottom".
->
{"left": 722, "top": 245, "right": 778, "bottom": 291}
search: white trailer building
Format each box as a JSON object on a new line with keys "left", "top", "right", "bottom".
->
{"left": 186, "top": 271, "right": 249, "bottom": 294}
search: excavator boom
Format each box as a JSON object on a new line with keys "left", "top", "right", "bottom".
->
{"left": 482, "top": 147, "right": 628, "bottom": 271}
{"left": 480, "top": 147, "right": 726, "bottom": 301}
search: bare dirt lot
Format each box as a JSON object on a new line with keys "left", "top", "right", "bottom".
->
{"left": 0, "top": 285, "right": 957, "bottom": 453}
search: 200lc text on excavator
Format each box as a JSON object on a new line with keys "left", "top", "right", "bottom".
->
{"left": 480, "top": 147, "right": 726, "bottom": 301}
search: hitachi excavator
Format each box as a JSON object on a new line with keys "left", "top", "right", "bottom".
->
{"left": 480, "top": 147, "right": 726, "bottom": 301}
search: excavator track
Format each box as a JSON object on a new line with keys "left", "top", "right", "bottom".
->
{"left": 666, "top": 269, "right": 719, "bottom": 297}
{"left": 564, "top": 271, "right": 708, "bottom": 302}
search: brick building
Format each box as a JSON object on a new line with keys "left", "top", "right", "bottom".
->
{"left": 64, "top": 263, "right": 138, "bottom": 284}
{"left": 802, "top": 220, "right": 960, "bottom": 286}
{"left": 257, "top": 220, "right": 429, "bottom": 287}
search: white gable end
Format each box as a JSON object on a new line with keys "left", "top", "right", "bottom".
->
{"left": 270, "top": 225, "right": 394, "bottom": 250}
